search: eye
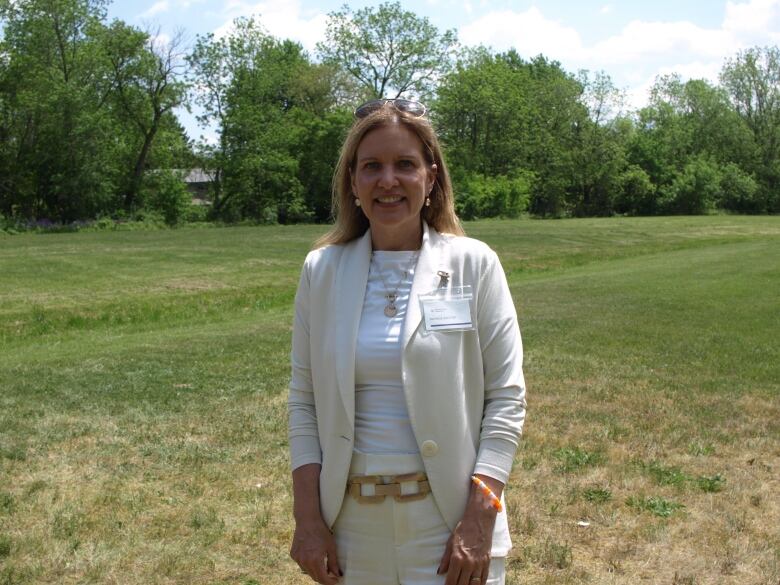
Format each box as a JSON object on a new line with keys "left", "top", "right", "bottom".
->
{"left": 398, "top": 159, "right": 415, "bottom": 168}
{"left": 363, "top": 161, "right": 380, "bottom": 170}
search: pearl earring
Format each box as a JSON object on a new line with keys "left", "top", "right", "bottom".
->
{"left": 425, "top": 197, "right": 431, "bottom": 207}
{"left": 354, "top": 198, "right": 361, "bottom": 207}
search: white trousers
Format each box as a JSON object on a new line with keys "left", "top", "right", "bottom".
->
{"left": 333, "top": 452, "right": 506, "bottom": 585}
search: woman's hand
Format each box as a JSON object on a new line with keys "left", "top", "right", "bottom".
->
{"left": 437, "top": 475, "right": 502, "bottom": 585}
{"left": 290, "top": 463, "right": 342, "bottom": 584}
{"left": 290, "top": 515, "right": 342, "bottom": 584}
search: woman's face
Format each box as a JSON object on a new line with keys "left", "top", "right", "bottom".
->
{"left": 351, "top": 123, "right": 436, "bottom": 250}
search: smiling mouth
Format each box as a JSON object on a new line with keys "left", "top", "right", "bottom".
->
{"left": 376, "top": 195, "right": 404, "bottom": 204}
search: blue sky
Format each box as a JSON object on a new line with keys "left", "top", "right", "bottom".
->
{"left": 107, "top": 0, "right": 780, "bottom": 141}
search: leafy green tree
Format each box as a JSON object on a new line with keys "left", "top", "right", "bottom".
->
{"left": 187, "top": 18, "right": 266, "bottom": 214}
{"left": 568, "top": 71, "right": 629, "bottom": 216}
{"left": 0, "top": 0, "right": 189, "bottom": 222}
{"left": 720, "top": 46, "right": 780, "bottom": 211}
{"left": 317, "top": 1, "right": 457, "bottom": 100}
{"left": 190, "top": 18, "right": 349, "bottom": 223}
{"left": 629, "top": 74, "right": 753, "bottom": 214}
{"left": 0, "top": 0, "right": 121, "bottom": 221}
{"left": 103, "top": 24, "right": 188, "bottom": 212}
{"left": 436, "top": 49, "right": 585, "bottom": 217}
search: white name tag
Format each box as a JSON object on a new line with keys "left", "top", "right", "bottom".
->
{"left": 420, "top": 286, "right": 474, "bottom": 332}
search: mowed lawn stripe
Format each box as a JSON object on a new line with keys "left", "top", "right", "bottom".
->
{"left": 516, "top": 239, "right": 779, "bottom": 391}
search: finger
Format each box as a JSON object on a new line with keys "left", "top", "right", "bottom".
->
{"left": 311, "top": 556, "right": 333, "bottom": 585}
{"left": 300, "top": 555, "right": 324, "bottom": 584}
{"left": 301, "top": 562, "right": 318, "bottom": 583}
{"left": 456, "top": 566, "right": 474, "bottom": 585}
{"left": 438, "top": 536, "right": 453, "bottom": 575}
{"left": 325, "top": 539, "right": 343, "bottom": 581}
{"left": 444, "top": 561, "right": 465, "bottom": 585}
{"left": 480, "top": 562, "right": 490, "bottom": 585}
{"left": 444, "top": 553, "right": 466, "bottom": 585}
{"left": 454, "top": 558, "right": 479, "bottom": 585}
{"left": 326, "top": 538, "right": 342, "bottom": 576}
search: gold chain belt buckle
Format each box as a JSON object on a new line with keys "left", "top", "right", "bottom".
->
{"left": 392, "top": 472, "right": 431, "bottom": 502}
{"left": 348, "top": 475, "right": 386, "bottom": 503}
{"left": 347, "top": 472, "right": 431, "bottom": 504}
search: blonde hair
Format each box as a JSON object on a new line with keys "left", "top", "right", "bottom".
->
{"left": 314, "top": 104, "right": 464, "bottom": 249}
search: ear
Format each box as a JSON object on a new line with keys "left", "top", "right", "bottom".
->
{"left": 349, "top": 169, "right": 356, "bottom": 197}
{"left": 428, "top": 163, "right": 438, "bottom": 192}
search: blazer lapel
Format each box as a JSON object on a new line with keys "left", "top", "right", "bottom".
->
{"left": 402, "top": 221, "right": 444, "bottom": 351}
{"left": 335, "top": 229, "right": 372, "bottom": 429}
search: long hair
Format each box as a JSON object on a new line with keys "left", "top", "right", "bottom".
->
{"left": 314, "top": 104, "right": 464, "bottom": 249}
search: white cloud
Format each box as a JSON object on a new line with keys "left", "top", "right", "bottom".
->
{"left": 589, "top": 20, "right": 734, "bottom": 65}
{"left": 459, "top": 7, "right": 584, "bottom": 61}
{"left": 141, "top": 1, "right": 170, "bottom": 18}
{"left": 600, "top": 4, "right": 613, "bottom": 14}
{"left": 138, "top": 0, "right": 205, "bottom": 19}
{"left": 214, "top": 0, "right": 328, "bottom": 54}
{"left": 724, "top": 0, "right": 780, "bottom": 33}
{"left": 624, "top": 77, "right": 654, "bottom": 112}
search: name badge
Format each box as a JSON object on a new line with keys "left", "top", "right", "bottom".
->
{"left": 419, "top": 286, "right": 474, "bottom": 332}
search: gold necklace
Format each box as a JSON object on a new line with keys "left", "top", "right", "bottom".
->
{"left": 372, "top": 252, "right": 419, "bottom": 317}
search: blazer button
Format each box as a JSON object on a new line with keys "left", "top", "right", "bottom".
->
{"left": 421, "top": 440, "right": 439, "bottom": 457}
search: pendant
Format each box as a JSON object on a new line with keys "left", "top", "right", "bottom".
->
{"left": 384, "top": 303, "right": 397, "bottom": 317}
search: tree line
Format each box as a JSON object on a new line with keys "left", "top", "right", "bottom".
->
{"left": 1, "top": 0, "right": 778, "bottom": 227}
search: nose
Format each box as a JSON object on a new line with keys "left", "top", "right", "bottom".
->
{"left": 377, "top": 166, "right": 398, "bottom": 189}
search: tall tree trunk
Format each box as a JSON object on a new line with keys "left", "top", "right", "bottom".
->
{"left": 125, "top": 121, "right": 159, "bottom": 210}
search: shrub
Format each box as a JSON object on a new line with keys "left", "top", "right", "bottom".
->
{"left": 183, "top": 204, "right": 210, "bottom": 224}
{"left": 718, "top": 163, "right": 760, "bottom": 212}
{"left": 141, "top": 170, "right": 192, "bottom": 226}
{"left": 660, "top": 157, "right": 722, "bottom": 214}
{"left": 128, "top": 210, "right": 168, "bottom": 229}
{"left": 92, "top": 216, "right": 117, "bottom": 231}
{"left": 0, "top": 213, "right": 12, "bottom": 235}
{"left": 456, "top": 171, "right": 533, "bottom": 220}
{"left": 615, "top": 165, "right": 657, "bottom": 215}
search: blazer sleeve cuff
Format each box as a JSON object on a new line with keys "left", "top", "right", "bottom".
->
{"left": 473, "top": 438, "right": 517, "bottom": 484}
{"left": 290, "top": 436, "right": 322, "bottom": 471}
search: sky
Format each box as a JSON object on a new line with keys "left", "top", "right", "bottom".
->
{"left": 106, "top": 0, "right": 780, "bottom": 141}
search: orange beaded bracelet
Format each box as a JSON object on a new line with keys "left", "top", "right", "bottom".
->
{"left": 470, "top": 475, "right": 503, "bottom": 512}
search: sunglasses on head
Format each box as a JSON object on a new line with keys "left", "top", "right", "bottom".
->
{"left": 354, "top": 98, "right": 427, "bottom": 119}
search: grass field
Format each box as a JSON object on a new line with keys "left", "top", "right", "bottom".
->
{"left": 1, "top": 216, "right": 778, "bottom": 585}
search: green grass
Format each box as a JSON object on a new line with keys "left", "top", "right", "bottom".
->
{"left": 1, "top": 216, "right": 779, "bottom": 584}
{"left": 626, "top": 495, "right": 686, "bottom": 518}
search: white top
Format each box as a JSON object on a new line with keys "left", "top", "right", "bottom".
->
{"left": 354, "top": 250, "right": 419, "bottom": 454}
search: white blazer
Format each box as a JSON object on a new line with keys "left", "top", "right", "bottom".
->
{"left": 288, "top": 222, "right": 526, "bottom": 554}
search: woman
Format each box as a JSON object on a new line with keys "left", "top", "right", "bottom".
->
{"left": 288, "top": 99, "right": 526, "bottom": 585}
